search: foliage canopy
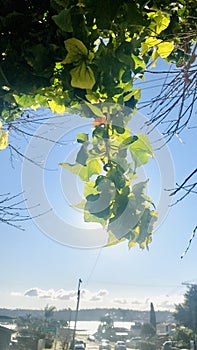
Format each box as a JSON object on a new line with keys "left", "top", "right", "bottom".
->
{"left": 0, "top": 0, "right": 196, "bottom": 247}
{"left": 174, "top": 285, "right": 197, "bottom": 333}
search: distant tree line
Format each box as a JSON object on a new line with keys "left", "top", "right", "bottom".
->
{"left": 0, "top": 307, "right": 173, "bottom": 323}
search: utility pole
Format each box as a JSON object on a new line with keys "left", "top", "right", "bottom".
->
{"left": 72, "top": 278, "right": 82, "bottom": 350}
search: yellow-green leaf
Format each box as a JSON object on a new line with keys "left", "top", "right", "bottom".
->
{"left": 63, "top": 38, "right": 88, "bottom": 64}
{"left": 0, "top": 131, "right": 8, "bottom": 150}
{"left": 145, "top": 37, "right": 162, "bottom": 48}
{"left": 157, "top": 41, "right": 174, "bottom": 58}
{"left": 72, "top": 199, "right": 85, "bottom": 209}
{"left": 85, "top": 102, "right": 103, "bottom": 117}
{"left": 84, "top": 210, "right": 106, "bottom": 227}
{"left": 123, "top": 88, "right": 141, "bottom": 102}
{"left": 48, "top": 100, "right": 65, "bottom": 114}
{"left": 148, "top": 11, "right": 171, "bottom": 35}
{"left": 131, "top": 54, "right": 145, "bottom": 70}
{"left": 13, "top": 94, "right": 35, "bottom": 108}
{"left": 129, "top": 133, "right": 154, "bottom": 166}
{"left": 79, "top": 158, "right": 101, "bottom": 181}
{"left": 151, "top": 49, "right": 159, "bottom": 68}
{"left": 105, "top": 231, "right": 126, "bottom": 247}
{"left": 141, "top": 42, "right": 148, "bottom": 55}
{"left": 85, "top": 91, "right": 100, "bottom": 103}
{"left": 70, "top": 62, "right": 95, "bottom": 89}
{"left": 84, "top": 181, "right": 98, "bottom": 197}
{"left": 59, "top": 162, "right": 82, "bottom": 174}
{"left": 60, "top": 159, "right": 101, "bottom": 182}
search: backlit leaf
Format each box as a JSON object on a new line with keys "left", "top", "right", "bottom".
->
{"left": 84, "top": 210, "right": 106, "bottom": 226}
{"left": 79, "top": 158, "right": 102, "bottom": 181}
{"left": 13, "top": 94, "right": 35, "bottom": 108}
{"left": 148, "top": 11, "right": 171, "bottom": 35}
{"left": 84, "top": 181, "right": 98, "bottom": 196}
{"left": 123, "top": 88, "right": 141, "bottom": 102}
{"left": 70, "top": 62, "right": 95, "bottom": 89}
{"left": 85, "top": 102, "right": 103, "bottom": 117}
{"left": 145, "top": 37, "right": 162, "bottom": 48}
{"left": 0, "top": 131, "right": 8, "bottom": 150}
{"left": 48, "top": 100, "right": 65, "bottom": 114}
{"left": 129, "top": 133, "right": 154, "bottom": 166}
{"left": 59, "top": 162, "right": 82, "bottom": 175}
{"left": 151, "top": 49, "right": 159, "bottom": 68}
{"left": 157, "top": 41, "right": 175, "bottom": 58}
{"left": 120, "top": 135, "right": 138, "bottom": 148}
{"left": 76, "top": 144, "right": 88, "bottom": 165}
{"left": 77, "top": 133, "right": 89, "bottom": 143}
{"left": 63, "top": 38, "right": 88, "bottom": 64}
{"left": 105, "top": 231, "right": 126, "bottom": 247}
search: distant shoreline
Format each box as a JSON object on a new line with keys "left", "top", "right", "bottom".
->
{"left": 0, "top": 307, "right": 173, "bottom": 324}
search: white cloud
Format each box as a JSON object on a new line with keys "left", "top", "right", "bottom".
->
{"left": 97, "top": 289, "right": 108, "bottom": 297}
{"left": 20, "top": 287, "right": 109, "bottom": 303}
{"left": 11, "top": 288, "right": 184, "bottom": 311}
{"left": 24, "top": 288, "right": 77, "bottom": 300}
{"left": 113, "top": 298, "right": 128, "bottom": 305}
{"left": 81, "top": 289, "right": 108, "bottom": 302}
{"left": 89, "top": 295, "right": 102, "bottom": 302}
{"left": 112, "top": 294, "right": 184, "bottom": 311}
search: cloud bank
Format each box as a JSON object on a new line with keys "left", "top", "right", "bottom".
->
{"left": 11, "top": 288, "right": 183, "bottom": 311}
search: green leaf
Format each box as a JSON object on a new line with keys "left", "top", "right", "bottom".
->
{"left": 79, "top": 158, "right": 102, "bottom": 181}
{"left": 0, "top": 127, "right": 8, "bottom": 150}
{"left": 60, "top": 159, "right": 101, "bottom": 182}
{"left": 77, "top": 133, "right": 89, "bottom": 143}
{"left": 157, "top": 41, "right": 175, "bottom": 58}
{"left": 85, "top": 179, "right": 115, "bottom": 216}
{"left": 151, "top": 49, "right": 159, "bottom": 68}
{"left": 136, "top": 208, "right": 157, "bottom": 248}
{"left": 84, "top": 181, "right": 98, "bottom": 197}
{"left": 131, "top": 55, "right": 145, "bottom": 70}
{"left": 70, "top": 62, "right": 96, "bottom": 89}
{"left": 48, "top": 100, "right": 65, "bottom": 114}
{"left": 52, "top": 8, "right": 73, "bottom": 32}
{"left": 108, "top": 196, "right": 140, "bottom": 240}
{"left": 34, "top": 94, "right": 48, "bottom": 107}
{"left": 13, "top": 94, "right": 35, "bottom": 108}
{"left": 120, "top": 135, "right": 138, "bottom": 147}
{"left": 85, "top": 102, "right": 103, "bottom": 117}
{"left": 76, "top": 144, "right": 88, "bottom": 165}
{"left": 148, "top": 11, "right": 171, "bottom": 35}
{"left": 123, "top": 88, "right": 141, "bottom": 102}
{"left": 59, "top": 162, "right": 82, "bottom": 175}
{"left": 63, "top": 38, "right": 88, "bottom": 64}
{"left": 85, "top": 91, "right": 100, "bottom": 103}
{"left": 132, "top": 181, "right": 148, "bottom": 198}
{"left": 105, "top": 231, "right": 126, "bottom": 247}
{"left": 72, "top": 199, "right": 85, "bottom": 209}
{"left": 84, "top": 210, "right": 106, "bottom": 227}
{"left": 129, "top": 133, "right": 154, "bottom": 166}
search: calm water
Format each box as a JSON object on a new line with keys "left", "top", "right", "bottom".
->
{"left": 70, "top": 321, "right": 132, "bottom": 335}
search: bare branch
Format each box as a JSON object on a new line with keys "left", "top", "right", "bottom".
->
{"left": 170, "top": 168, "right": 197, "bottom": 196}
{"left": 181, "top": 226, "right": 197, "bottom": 259}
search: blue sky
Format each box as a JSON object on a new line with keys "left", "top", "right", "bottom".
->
{"left": 0, "top": 58, "right": 197, "bottom": 312}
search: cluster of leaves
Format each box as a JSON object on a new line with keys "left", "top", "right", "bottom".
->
{"left": 0, "top": 0, "right": 196, "bottom": 247}
{"left": 60, "top": 103, "right": 157, "bottom": 248}
{"left": 1, "top": 0, "right": 195, "bottom": 122}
